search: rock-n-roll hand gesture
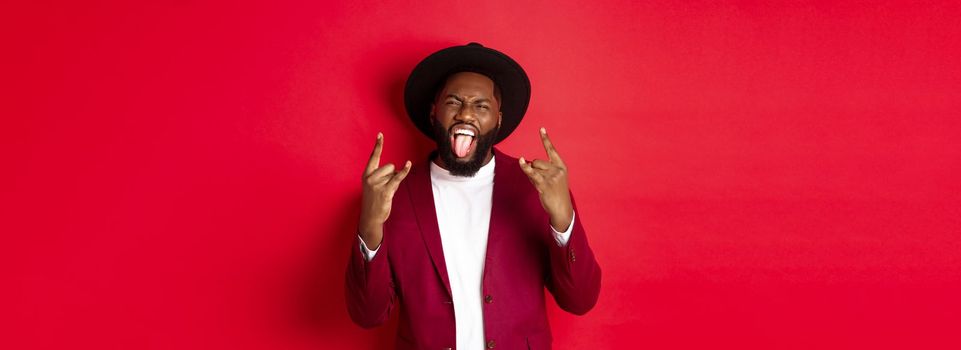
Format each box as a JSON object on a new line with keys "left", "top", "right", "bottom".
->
{"left": 519, "top": 127, "right": 575, "bottom": 232}
{"left": 359, "top": 132, "right": 411, "bottom": 249}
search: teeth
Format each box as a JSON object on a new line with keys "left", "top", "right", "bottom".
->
{"left": 453, "top": 129, "right": 475, "bottom": 137}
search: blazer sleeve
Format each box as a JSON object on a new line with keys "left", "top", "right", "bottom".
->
{"left": 344, "top": 228, "right": 396, "bottom": 328}
{"left": 545, "top": 192, "right": 602, "bottom": 315}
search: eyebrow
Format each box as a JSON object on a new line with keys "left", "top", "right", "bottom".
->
{"left": 445, "top": 94, "right": 491, "bottom": 104}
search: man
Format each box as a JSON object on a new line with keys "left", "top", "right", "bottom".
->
{"left": 345, "top": 43, "right": 601, "bottom": 350}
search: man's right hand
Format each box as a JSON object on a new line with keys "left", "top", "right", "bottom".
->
{"left": 358, "top": 132, "right": 411, "bottom": 249}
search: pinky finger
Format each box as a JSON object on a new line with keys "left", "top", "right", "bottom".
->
{"left": 519, "top": 157, "right": 542, "bottom": 182}
{"left": 519, "top": 157, "right": 534, "bottom": 175}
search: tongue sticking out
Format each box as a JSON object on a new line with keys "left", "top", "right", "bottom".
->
{"left": 453, "top": 134, "right": 473, "bottom": 158}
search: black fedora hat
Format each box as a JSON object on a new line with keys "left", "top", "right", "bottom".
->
{"left": 404, "top": 42, "right": 531, "bottom": 144}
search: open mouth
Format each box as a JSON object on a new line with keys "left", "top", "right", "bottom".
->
{"left": 449, "top": 124, "right": 477, "bottom": 158}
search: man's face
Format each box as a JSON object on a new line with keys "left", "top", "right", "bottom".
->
{"left": 430, "top": 71, "right": 502, "bottom": 177}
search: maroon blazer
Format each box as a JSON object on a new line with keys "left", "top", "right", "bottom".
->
{"left": 345, "top": 148, "right": 601, "bottom": 350}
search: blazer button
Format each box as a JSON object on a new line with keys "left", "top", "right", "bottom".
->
{"left": 569, "top": 249, "right": 576, "bottom": 262}
{"left": 485, "top": 294, "right": 493, "bottom": 304}
{"left": 486, "top": 339, "right": 496, "bottom": 348}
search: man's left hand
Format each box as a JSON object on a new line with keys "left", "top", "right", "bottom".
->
{"left": 519, "top": 127, "right": 574, "bottom": 232}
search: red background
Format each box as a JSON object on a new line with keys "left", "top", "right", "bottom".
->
{"left": 4, "top": 1, "right": 960, "bottom": 349}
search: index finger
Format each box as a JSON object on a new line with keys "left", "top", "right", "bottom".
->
{"left": 365, "top": 132, "right": 383, "bottom": 175}
{"left": 539, "top": 127, "right": 565, "bottom": 167}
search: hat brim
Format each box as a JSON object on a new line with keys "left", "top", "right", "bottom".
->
{"left": 404, "top": 43, "right": 530, "bottom": 144}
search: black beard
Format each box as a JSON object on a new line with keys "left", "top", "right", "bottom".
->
{"left": 431, "top": 121, "right": 499, "bottom": 177}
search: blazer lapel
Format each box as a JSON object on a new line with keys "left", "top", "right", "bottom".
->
{"left": 483, "top": 148, "right": 511, "bottom": 284}
{"left": 407, "top": 156, "right": 453, "bottom": 298}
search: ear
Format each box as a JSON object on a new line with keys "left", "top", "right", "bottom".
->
{"left": 429, "top": 103, "right": 436, "bottom": 125}
{"left": 497, "top": 111, "right": 503, "bottom": 128}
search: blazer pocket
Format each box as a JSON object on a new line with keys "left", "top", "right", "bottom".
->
{"left": 526, "top": 329, "right": 553, "bottom": 350}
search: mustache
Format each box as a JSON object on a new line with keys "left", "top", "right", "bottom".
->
{"left": 448, "top": 122, "right": 495, "bottom": 136}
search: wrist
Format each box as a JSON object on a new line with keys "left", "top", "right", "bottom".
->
{"left": 358, "top": 222, "right": 384, "bottom": 245}
{"left": 549, "top": 210, "right": 573, "bottom": 232}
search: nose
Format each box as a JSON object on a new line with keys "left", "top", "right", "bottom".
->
{"left": 454, "top": 103, "right": 476, "bottom": 123}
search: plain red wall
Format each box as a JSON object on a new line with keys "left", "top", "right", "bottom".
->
{"left": 4, "top": 1, "right": 960, "bottom": 349}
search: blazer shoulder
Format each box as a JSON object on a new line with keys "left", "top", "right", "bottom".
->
{"left": 493, "top": 147, "right": 519, "bottom": 163}
{"left": 492, "top": 148, "right": 533, "bottom": 185}
{"left": 493, "top": 147, "right": 521, "bottom": 172}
